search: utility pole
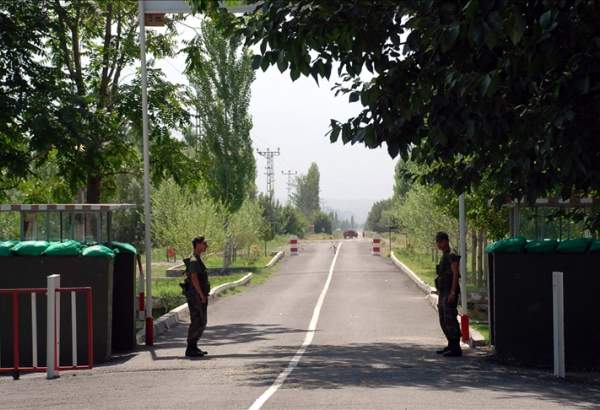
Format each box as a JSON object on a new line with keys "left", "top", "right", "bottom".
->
{"left": 257, "top": 147, "right": 280, "bottom": 199}
{"left": 281, "top": 170, "right": 297, "bottom": 203}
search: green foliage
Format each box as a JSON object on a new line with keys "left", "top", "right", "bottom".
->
{"left": 257, "top": 193, "right": 279, "bottom": 242}
{"left": 393, "top": 160, "right": 415, "bottom": 201}
{"left": 280, "top": 205, "right": 307, "bottom": 237}
{"left": 392, "top": 248, "right": 437, "bottom": 288}
{"left": 1, "top": 1, "right": 190, "bottom": 202}
{"left": 229, "top": 199, "right": 263, "bottom": 251}
{"left": 292, "top": 163, "right": 320, "bottom": 217}
{"left": 151, "top": 179, "right": 265, "bottom": 260}
{"left": 392, "top": 184, "right": 458, "bottom": 252}
{"left": 329, "top": 211, "right": 355, "bottom": 231}
{"left": 366, "top": 199, "right": 394, "bottom": 233}
{"left": 195, "top": 0, "right": 600, "bottom": 224}
{"left": 312, "top": 211, "right": 333, "bottom": 235}
{"left": 0, "top": 213, "right": 19, "bottom": 241}
{"left": 0, "top": 1, "right": 56, "bottom": 192}
{"left": 184, "top": 18, "right": 256, "bottom": 215}
{"left": 151, "top": 179, "right": 226, "bottom": 258}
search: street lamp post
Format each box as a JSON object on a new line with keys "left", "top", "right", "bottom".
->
{"left": 138, "top": 0, "right": 154, "bottom": 345}
{"left": 137, "top": 0, "right": 260, "bottom": 345}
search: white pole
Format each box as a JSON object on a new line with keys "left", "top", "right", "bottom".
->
{"left": 459, "top": 193, "right": 467, "bottom": 312}
{"left": 553, "top": 271, "right": 565, "bottom": 378}
{"left": 138, "top": 0, "right": 153, "bottom": 343}
{"left": 71, "top": 291, "right": 78, "bottom": 366}
{"left": 46, "top": 274, "right": 60, "bottom": 379}
{"left": 31, "top": 293, "right": 38, "bottom": 368}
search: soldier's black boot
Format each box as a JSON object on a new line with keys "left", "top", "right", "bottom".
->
{"left": 185, "top": 344, "right": 205, "bottom": 358}
{"left": 443, "top": 340, "right": 462, "bottom": 357}
{"left": 436, "top": 345, "right": 450, "bottom": 355}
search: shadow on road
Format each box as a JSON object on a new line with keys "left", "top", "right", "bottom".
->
{"left": 240, "top": 342, "right": 600, "bottom": 408}
{"left": 132, "top": 322, "right": 309, "bottom": 362}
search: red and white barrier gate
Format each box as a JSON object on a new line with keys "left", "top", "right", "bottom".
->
{"left": 0, "top": 274, "right": 93, "bottom": 379}
{"left": 371, "top": 238, "right": 382, "bottom": 255}
{"left": 289, "top": 236, "right": 299, "bottom": 256}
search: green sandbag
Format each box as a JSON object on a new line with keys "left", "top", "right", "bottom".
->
{"left": 485, "top": 237, "right": 526, "bottom": 254}
{"left": 82, "top": 244, "right": 115, "bottom": 258}
{"left": 10, "top": 241, "right": 50, "bottom": 256}
{"left": 0, "top": 240, "right": 17, "bottom": 256}
{"left": 107, "top": 241, "right": 137, "bottom": 254}
{"left": 590, "top": 240, "right": 600, "bottom": 253}
{"left": 525, "top": 239, "right": 558, "bottom": 254}
{"left": 43, "top": 240, "right": 83, "bottom": 256}
{"left": 557, "top": 238, "right": 593, "bottom": 254}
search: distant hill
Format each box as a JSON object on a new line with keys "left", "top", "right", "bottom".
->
{"left": 322, "top": 197, "right": 384, "bottom": 226}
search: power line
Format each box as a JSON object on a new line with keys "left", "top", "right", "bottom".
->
{"left": 257, "top": 147, "right": 281, "bottom": 200}
{"left": 281, "top": 170, "right": 298, "bottom": 204}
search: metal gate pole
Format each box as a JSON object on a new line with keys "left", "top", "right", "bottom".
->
{"left": 138, "top": 0, "right": 154, "bottom": 345}
{"left": 553, "top": 271, "right": 566, "bottom": 378}
{"left": 47, "top": 275, "right": 60, "bottom": 379}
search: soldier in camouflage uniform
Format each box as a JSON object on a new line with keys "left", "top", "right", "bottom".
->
{"left": 183, "top": 236, "right": 211, "bottom": 358}
{"left": 434, "top": 232, "right": 462, "bottom": 357}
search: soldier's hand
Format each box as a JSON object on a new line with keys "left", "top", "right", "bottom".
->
{"left": 448, "top": 292, "right": 456, "bottom": 304}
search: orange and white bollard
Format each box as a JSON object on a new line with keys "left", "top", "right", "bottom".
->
{"left": 289, "top": 236, "right": 299, "bottom": 255}
{"left": 371, "top": 238, "right": 382, "bottom": 255}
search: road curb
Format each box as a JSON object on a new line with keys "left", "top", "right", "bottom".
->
{"left": 390, "top": 251, "right": 486, "bottom": 347}
{"left": 265, "top": 251, "right": 284, "bottom": 267}
{"left": 139, "top": 251, "right": 286, "bottom": 344}
{"left": 136, "top": 272, "right": 254, "bottom": 344}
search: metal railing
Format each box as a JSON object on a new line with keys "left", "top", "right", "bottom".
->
{"left": 0, "top": 275, "right": 93, "bottom": 379}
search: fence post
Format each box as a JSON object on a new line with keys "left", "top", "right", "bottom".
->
{"left": 553, "top": 271, "right": 565, "bottom": 378}
{"left": 47, "top": 274, "right": 60, "bottom": 379}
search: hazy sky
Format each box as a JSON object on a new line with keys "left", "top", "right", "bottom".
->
{"left": 157, "top": 18, "right": 397, "bottom": 216}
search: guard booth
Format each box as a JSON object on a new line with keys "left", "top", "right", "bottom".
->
{"left": 487, "top": 198, "right": 600, "bottom": 371}
{"left": 0, "top": 204, "right": 139, "bottom": 370}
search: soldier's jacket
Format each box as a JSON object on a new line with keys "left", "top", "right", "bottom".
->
{"left": 435, "top": 250, "right": 460, "bottom": 295}
{"left": 183, "top": 254, "right": 211, "bottom": 296}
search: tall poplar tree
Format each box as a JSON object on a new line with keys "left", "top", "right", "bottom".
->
{"left": 293, "top": 163, "right": 321, "bottom": 218}
{"left": 185, "top": 18, "right": 256, "bottom": 268}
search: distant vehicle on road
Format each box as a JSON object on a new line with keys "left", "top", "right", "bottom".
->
{"left": 343, "top": 230, "right": 358, "bottom": 239}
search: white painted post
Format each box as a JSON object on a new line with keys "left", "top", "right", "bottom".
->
{"left": 553, "top": 271, "right": 565, "bottom": 378}
{"left": 71, "top": 292, "right": 78, "bottom": 366}
{"left": 138, "top": 0, "right": 154, "bottom": 345}
{"left": 46, "top": 274, "right": 60, "bottom": 379}
{"left": 31, "top": 293, "right": 38, "bottom": 368}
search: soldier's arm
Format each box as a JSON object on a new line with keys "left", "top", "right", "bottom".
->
{"left": 190, "top": 271, "right": 207, "bottom": 303}
{"left": 450, "top": 260, "right": 460, "bottom": 299}
{"left": 190, "top": 273, "right": 207, "bottom": 302}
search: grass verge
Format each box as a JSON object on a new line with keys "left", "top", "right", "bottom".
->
{"left": 392, "top": 248, "right": 437, "bottom": 287}
{"left": 470, "top": 321, "right": 490, "bottom": 342}
{"left": 151, "top": 260, "right": 281, "bottom": 318}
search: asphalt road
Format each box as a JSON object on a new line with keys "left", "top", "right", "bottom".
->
{"left": 2, "top": 239, "right": 599, "bottom": 409}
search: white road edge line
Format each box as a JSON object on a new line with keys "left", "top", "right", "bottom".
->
{"left": 248, "top": 242, "right": 343, "bottom": 410}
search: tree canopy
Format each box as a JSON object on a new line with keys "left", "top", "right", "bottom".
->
{"left": 194, "top": 0, "right": 600, "bottom": 208}
{"left": 1, "top": 1, "right": 190, "bottom": 202}
{"left": 185, "top": 18, "right": 256, "bottom": 215}
{"left": 292, "top": 162, "right": 321, "bottom": 217}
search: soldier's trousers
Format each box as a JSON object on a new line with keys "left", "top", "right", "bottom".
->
{"left": 186, "top": 290, "right": 207, "bottom": 346}
{"left": 437, "top": 294, "right": 461, "bottom": 343}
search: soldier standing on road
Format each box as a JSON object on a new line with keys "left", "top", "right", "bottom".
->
{"left": 434, "top": 232, "right": 462, "bottom": 357}
{"left": 183, "top": 236, "right": 211, "bottom": 358}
